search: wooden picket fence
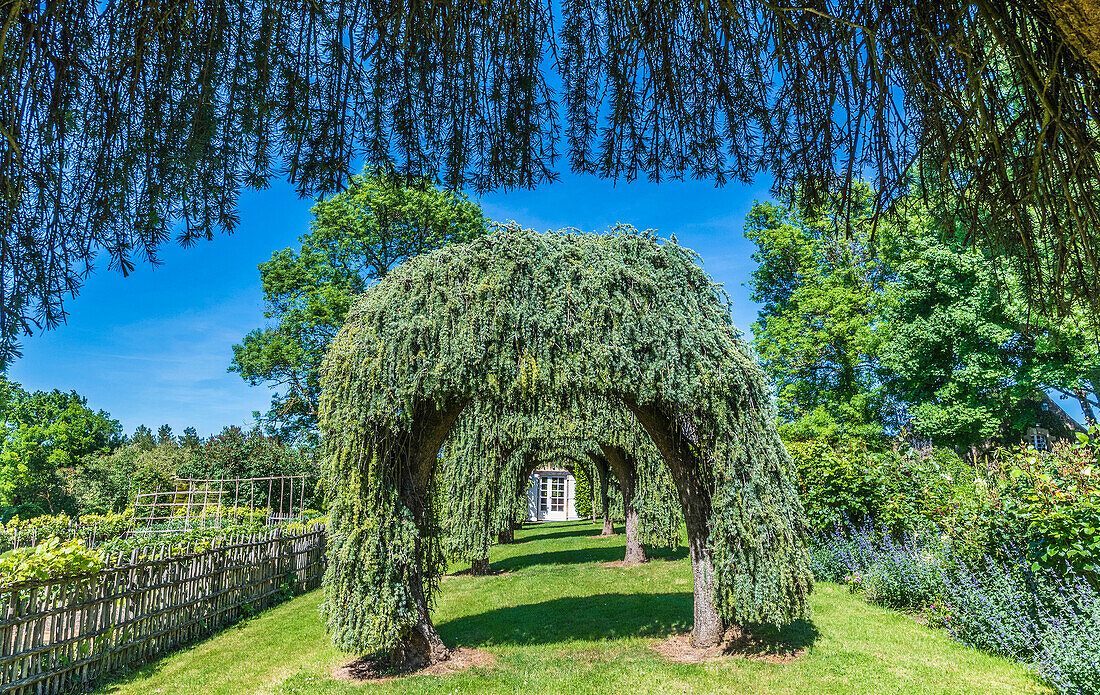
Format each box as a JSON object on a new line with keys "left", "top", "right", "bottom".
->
{"left": 0, "top": 526, "right": 326, "bottom": 694}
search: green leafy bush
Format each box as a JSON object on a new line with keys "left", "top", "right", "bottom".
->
{"left": 573, "top": 464, "right": 592, "bottom": 518}
{"left": 993, "top": 434, "right": 1100, "bottom": 579}
{"left": 0, "top": 536, "right": 104, "bottom": 584}
{"left": 788, "top": 438, "right": 976, "bottom": 536}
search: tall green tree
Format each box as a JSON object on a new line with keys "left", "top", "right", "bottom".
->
{"left": 130, "top": 425, "right": 156, "bottom": 451}
{"left": 747, "top": 189, "right": 1098, "bottom": 451}
{"left": 231, "top": 173, "right": 487, "bottom": 442}
{"left": 0, "top": 379, "right": 123, "bottom": 512}
{"left": 179, "top": 427, "right": 202, "bottom": 449}
{"left": 877, "top": 230, "right": 1037, "bottom": 449}
{"left": 744, "top": 186, "right": 888, "bottom": 440}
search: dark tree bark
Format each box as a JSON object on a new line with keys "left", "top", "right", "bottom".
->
{"left": 497, "top": 527, "right": 514, "bottom": 544}
{"left": 601, "top": 444, "right": 647, "bottom": 564}
{"left": 389, "top": 400, "right": 465, "bottom": 668}
{"left": 471, "top": 556, "right": 493, "bottom": 575}
{"left": 624, "top": 398, "right": 724, "bottom": 648}
{"left": 589, "top": 453, "right": 616, "bottom": 536}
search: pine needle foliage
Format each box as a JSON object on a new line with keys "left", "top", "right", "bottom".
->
{"left": 4, "top": 0, "right": 1100, "bottom": 362}
{"left": 318, "top": 225, "right": 811, "bottom": 655}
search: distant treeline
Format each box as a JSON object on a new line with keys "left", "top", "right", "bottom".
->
{"left": 0, "top": 377, "right": 318, "bottom": 521}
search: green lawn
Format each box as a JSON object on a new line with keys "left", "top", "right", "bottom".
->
{"left": 95, "top": 521, "right": 1048, "bottom": 695}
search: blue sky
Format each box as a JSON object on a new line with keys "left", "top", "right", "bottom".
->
{"left": 7, "top": 173, "right": 774, "bottom": 436}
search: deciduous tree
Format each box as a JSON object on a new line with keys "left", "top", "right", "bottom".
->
{"left": 231, "top": 174, "right": 487, "bottom": 442}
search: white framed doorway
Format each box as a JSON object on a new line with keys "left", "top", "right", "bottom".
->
{"left": 538, "top": 474, "right": 568, "bottom": 521}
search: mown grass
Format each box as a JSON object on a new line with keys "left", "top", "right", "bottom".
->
{"left": 96, "top": 521, "right": 1049, "bottom": 695}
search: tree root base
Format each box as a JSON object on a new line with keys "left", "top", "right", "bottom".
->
{"left": 334, "top": 648, "right": 496, "bottom": 682}
{"left": 650, "top": 627, "right": 812, "bottom": 664}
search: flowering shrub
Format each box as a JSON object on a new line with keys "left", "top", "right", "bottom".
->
{"left": 788, "top": 439, "right": 977, "bottom": 536}
{"left": 809, "top": 522, "right": 943, "bottom": 609}
{"left": 993, "top": 435, "right": 1100, "bottom": 580}
{"left": 938, "top": 555, "right": 1100, "bottom": 694}
{"left": 810, "top": 521, "right": 1100, "bottom": 694}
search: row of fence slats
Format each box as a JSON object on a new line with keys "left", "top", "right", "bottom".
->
{"left": 0, "top": 527, "right": 326, "bottom": 695}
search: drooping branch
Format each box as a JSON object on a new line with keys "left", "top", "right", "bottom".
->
{"left": 4, "top": 0, "right": 1100, "bottom": 361}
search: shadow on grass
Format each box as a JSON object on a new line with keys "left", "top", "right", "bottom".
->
{"left": 439, "top": 592, "right": 694, "bottom": 646}
{"left": 512, "top": 525, "right": 605, "bottom": 543}
{"left": 493, "top": 544, "right": 687, "bottom": 572}
{"left": 438, "top": 592, "right": 818, "bottom": 655}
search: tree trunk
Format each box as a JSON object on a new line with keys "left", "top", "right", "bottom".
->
{"left": 602, "top": 445, "right": 647, "bottom": 564}
{"left": 387, "top": 400, "right": 466, "bottom": 669}
{"left": 685, "top": 530, "right": 723, "bottom": 647}
{"left": 1044, "top": 0, "right": 1100, "bottom": 76}
{"left": 590, "top": 453, "right": 616, "bottom": 535}
{"left": 497, "top": 527, "right": 514, "bottom": 544}
{"left": 390, "top": 591, "right": 451, "bottom": 670}
{"left": 390, "top": 475, "right": 451, "bottom": 668}
{"left": 624, "top": 398, "right": 724, "bottom": 647}
{"left": 471, "top": 556, "right": 492, "bottom": 575}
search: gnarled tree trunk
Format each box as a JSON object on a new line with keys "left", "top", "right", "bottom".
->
{"left": 390, "top": 568, "right": 451, "bottom": 669}
{"left": 497, "top": 527, "right": 514, "bottom": 544}
{"left": 601, "top": 444, "right": 647, "bottom": 564}
{"left": 389, "top": 400, "right": 465, "bottom": 668}
{"left": 1044, "top": 0, "right": 1100, "bottom": 75}
{"left": 625, "top": 398, "right": 724, "bottom": 647}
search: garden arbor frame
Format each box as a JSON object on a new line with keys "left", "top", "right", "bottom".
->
{"left": 320, "top": 227, "right": 812, "bottom": 667}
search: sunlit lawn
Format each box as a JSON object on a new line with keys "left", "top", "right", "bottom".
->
{"left": 96, "top": 521, "right": 1049, "bottom": 695}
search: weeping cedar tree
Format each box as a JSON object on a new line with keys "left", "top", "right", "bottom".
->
{"left": 4, "top": 1, "right": 1100, "bottom": 366}
{"left": 438, "top": 402, "right": 681, "bottom": 573}
{"left": 319, "top": 226, "right": 812, "bottom": 667}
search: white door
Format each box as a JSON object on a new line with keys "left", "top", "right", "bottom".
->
{"left": 539, "top": 475, "right": 567, "bottom": 521}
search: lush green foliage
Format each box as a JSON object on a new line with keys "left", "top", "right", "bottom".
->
{"left": 67, "top": 426, "right": 319, "bottom": 516}
{"left": 181, "top": 426, "right": 319, "bottom": 506}
{"left": 232, "top": 173, "right": 487, "bottom": 443}
{"left": 0, "top": 508, "right": 134, "bottom": 550}
{"left": 573, "top": 462, "right": 593, "bottom": 518}
{"left": 0, "top": 377, "right": 123, "bottom": 513}
{"left": 0, "top": 515, "right": 325, "bottom": 587}
{"left": 745, "top": 186, "right": 886, "bottom": 438}
{"left": 795, "top": 430, "right": 1100, "bottom": 578}
{"left": 788, "top": 439, "right": 978, "bottom": 536}
{"left": 320, "top": 227, "right": 811, "bottom": 654}
{"left": 745, "top": 191, "right": 1097, "bottom": 449}
{"left": 993, "top": 436, "right": 1100, "bottom": 578}
{"left": 70, "top": 441, "right": 190, "bottom": 515}
{"left": 877, "top": 230, "right": 1043, "bottom": 448}
{"left": 0, "top": 536, "right": 105, "bottom": 585}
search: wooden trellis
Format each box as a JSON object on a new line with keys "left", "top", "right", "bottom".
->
{"left": 132, "top": 476, "right": 311, "bottom": 532}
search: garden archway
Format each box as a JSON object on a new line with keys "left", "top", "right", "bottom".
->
{"left": 319, "top": 227, "right": 812, "bottom": 668}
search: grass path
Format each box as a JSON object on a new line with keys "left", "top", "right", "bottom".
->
{"left": 96, "top": 522, "right": 1048, "bottom": 695}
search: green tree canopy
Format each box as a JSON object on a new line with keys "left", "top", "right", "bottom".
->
{"left": 231, "top": 173, "right": 487, "bottom": 442}
{"left": 0, "top": 379, "right": 122, "bottom": 512}
{"left": 4, "top": 1, "right": 1100, "bottom": 364}
{"left": 745, "top": 189, "right": 1098, "bottom": 451}
{"left": 320, "top": 226, "right": 811, "bottom": 667}
{"left": 745, "top": 185, "right": 887, "bottom": 440}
